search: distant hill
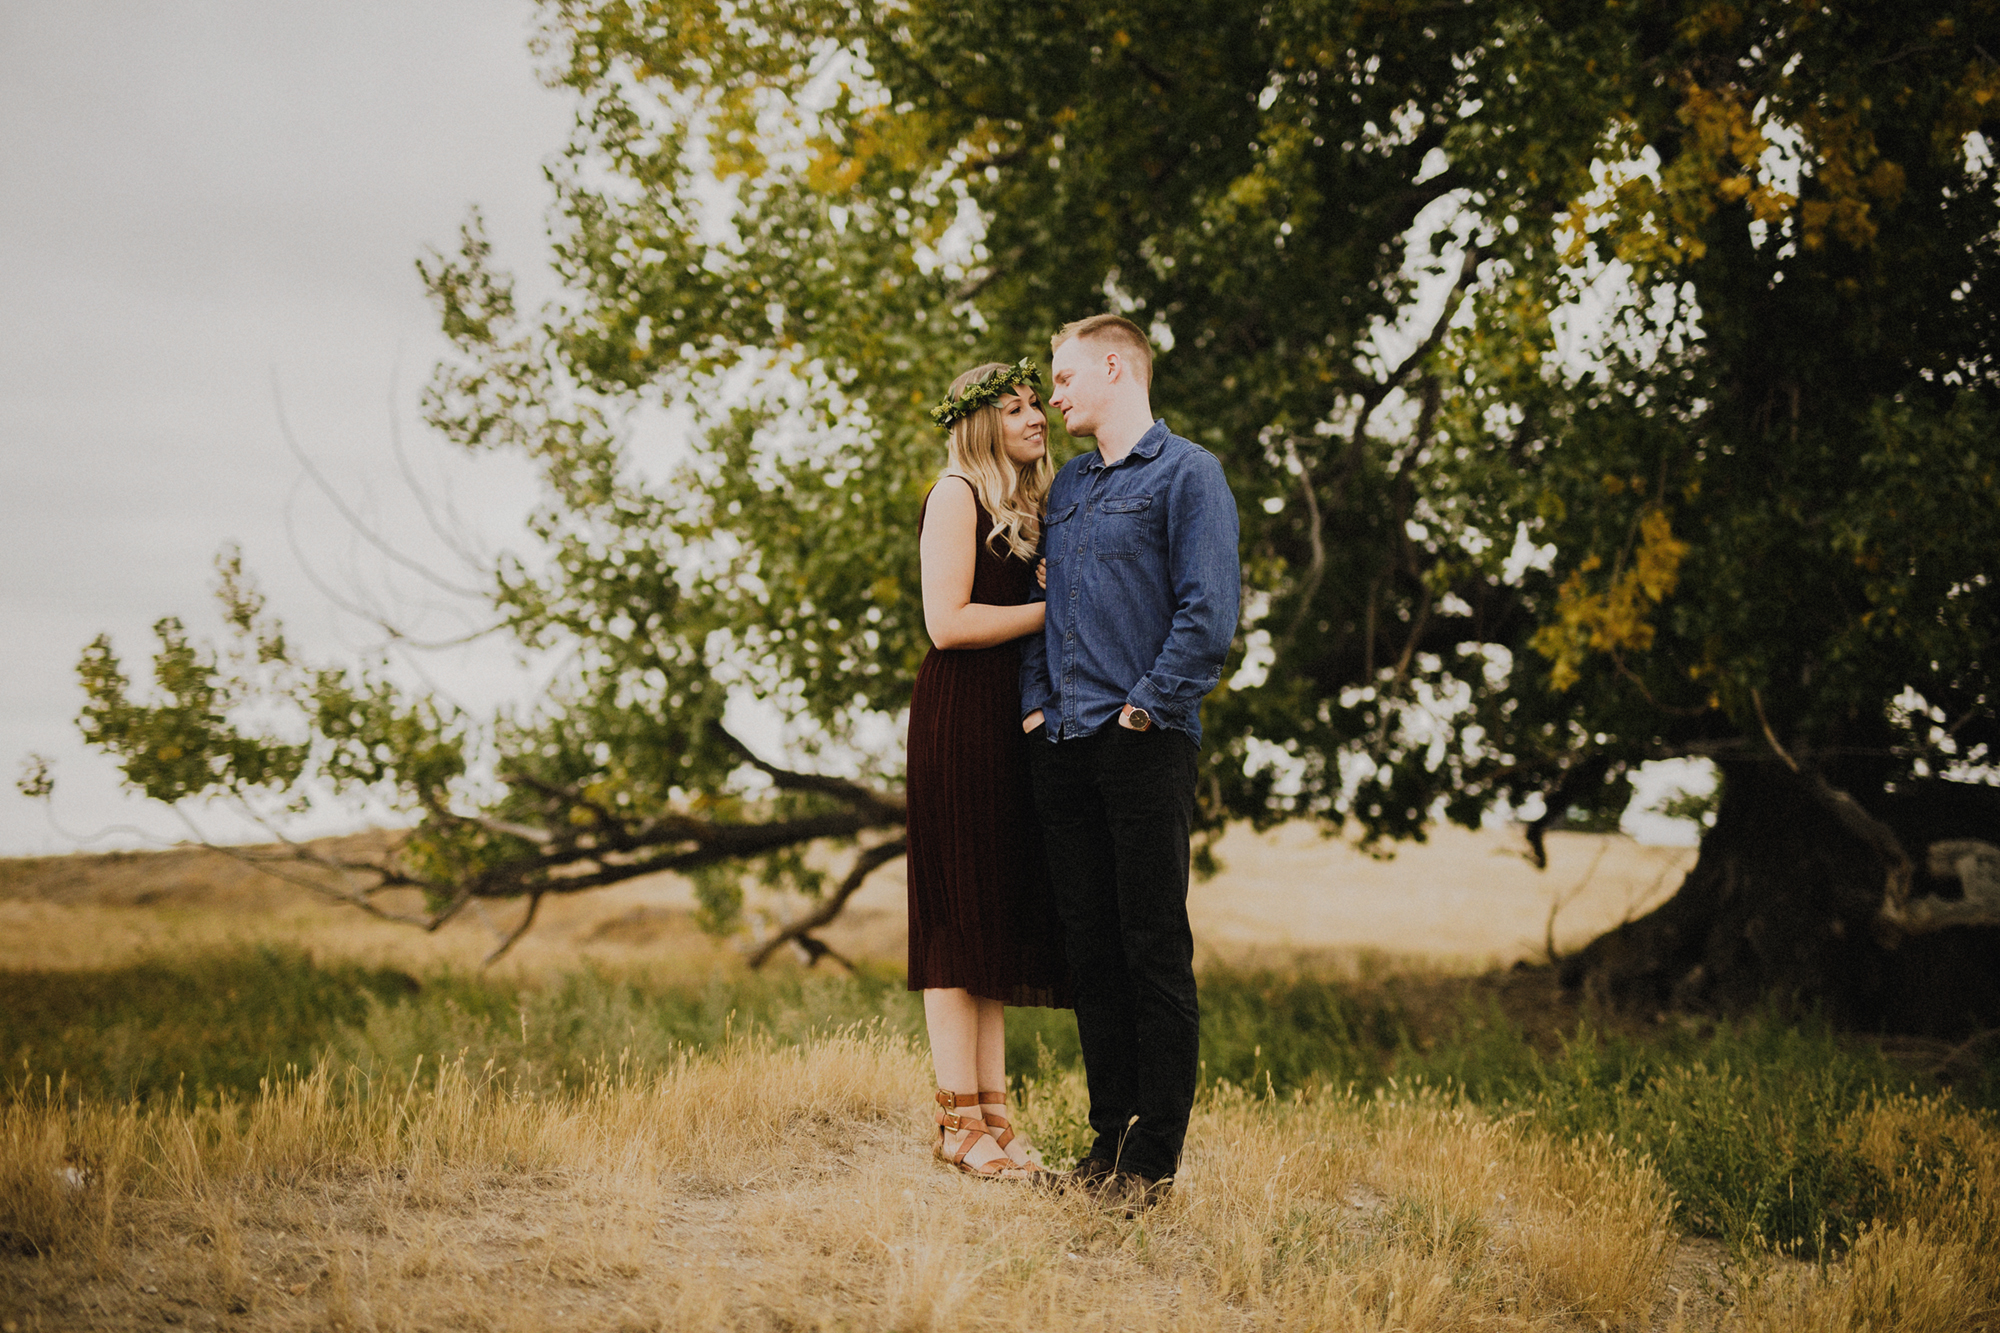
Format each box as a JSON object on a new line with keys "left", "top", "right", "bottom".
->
{"left": 0, "top": 830, "right": 402, "bottom": 909}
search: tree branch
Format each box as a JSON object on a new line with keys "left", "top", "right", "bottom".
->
{"left": 1752, "top": 688, "right": 1919, "bottom": 928}
{"left": 483, "top": 890, "right": 544, "bottom": 965}
{"left": 1524, "top": 753, "right": 1612, "bottom": 869}
{"left": 713, "top": 724, "right": 906, "bottom": 820}
{"left": 747, "top": 835, "right": 907, "bottom": 969}
{"left": 1284, "top": 247, "right": 1482, "bottom": 650}
{"left": 1280, "top": 436, "right": 1327, "bottom": 640}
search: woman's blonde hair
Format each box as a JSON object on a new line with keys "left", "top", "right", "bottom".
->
{"left": 942, "top": 362, "right": 1052, "bottom": 561}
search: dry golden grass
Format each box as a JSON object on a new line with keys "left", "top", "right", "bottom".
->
{"left": 0, "top": 860, "right": 740, "bottom": 978}
{"left": 6, "top": 1033, "right": 1998, "bottom": 1329}
{"left": 8, "top": 834, "right": 1998, "bottom": 1330}
{"left": 0, "top": 1030, "right": 1742, "bottom": 1332}
{"left": 1724, "top": 1093, "right": 2000, "bottom": 1332}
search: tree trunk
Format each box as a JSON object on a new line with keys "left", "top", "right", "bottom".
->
{"left": 1558, "top": 761, "right": 2000, "bottom": 1037}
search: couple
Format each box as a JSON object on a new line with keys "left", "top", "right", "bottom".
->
{"left": 905, "top": 314, "right": 1241, "bottom": 1206}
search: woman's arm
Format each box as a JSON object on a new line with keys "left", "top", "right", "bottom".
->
{"left": 921, "top": 478, "right": 1047, "bottom": 649}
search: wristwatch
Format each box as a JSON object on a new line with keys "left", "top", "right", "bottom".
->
{"left": 1123, "top": 706, "right": 1152, "bottom": 731}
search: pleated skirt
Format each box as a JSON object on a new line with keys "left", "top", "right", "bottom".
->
{"left": 904, "top": 638, "right": 1071, "bottom": 1008}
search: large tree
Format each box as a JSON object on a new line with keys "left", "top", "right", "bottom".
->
{"left": 54, "top": 0, "right": 2000, "bottom": 1021}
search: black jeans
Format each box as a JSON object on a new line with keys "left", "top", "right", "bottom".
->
{"left": 1029, "top": 724, "right": 1200, "bottom": 1179}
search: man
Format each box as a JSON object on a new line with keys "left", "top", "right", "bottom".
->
{"left": 1020, "top": 314, "right": 1241, "bottom": 1209}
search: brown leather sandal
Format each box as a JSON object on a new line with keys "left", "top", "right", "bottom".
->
{"left": 934, "top": 1090, "right": 1035, "bottom": 1180}
{"left": 978, "top": 1089, "right": 1045, "bottom": 1169}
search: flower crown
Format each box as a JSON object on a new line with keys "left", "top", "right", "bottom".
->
{"left": 928, "top": 358, "right": 1044, "bottom": 431}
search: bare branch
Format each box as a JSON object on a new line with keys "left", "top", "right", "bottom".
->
{"left": 188, "top": 837, "right": 439, "bottom": 928}
{"left": 270, "top": 372, "right": 488, "bottom": 600}
{"left": 467, "top": 815, "right": 553, "bottom": 845}
{"left": 1279, "top": 436, "right": 1328, "bottom": 646}
{"left": 1523, "top": 753, "right": 1612, "bottom": 870}
{"left": 384, "top": 361, "right": 490, "bottom": 574}
{"left": 155, "top": 737, "right": 907, "bottom": 961}
{"left": 1390, "top": 584, "right": 1433, "bottom": 681}
{"left": 1544, "top": 840, "right": 1611, "bottom": 965}
{"left": 1339, "top": 245, "right": 1483, "bottom": 487}
{"left": 499, "top": 769, "right": 628, "bottom": 840}
{"left": 713, "top": 725, "right": 907, "bottom": 820}
{"left": 1750, "top": 686, "right": 1800, "bottom": 773}
{"left": 748, "top": 836, "right": 908, "bottom": 969}
{"left": 1750, "top": 687, "right": 1917, "bottom": 918}
{"left": 483, "top": 891, "right": 545, "bottom": 965}
{"left": 788, "top": 934, "right": 857, "bottom": 971}
{"left": 1752, "top": 696, "right": 1920, "bottom": 924}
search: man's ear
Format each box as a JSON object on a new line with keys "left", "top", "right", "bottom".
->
{"left": 1103, "top": 350, "right": 1124, "bottom": 384}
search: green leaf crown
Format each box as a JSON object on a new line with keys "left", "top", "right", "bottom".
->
{"left": 928, "top": 358, "right": 1044, "bottom": 431}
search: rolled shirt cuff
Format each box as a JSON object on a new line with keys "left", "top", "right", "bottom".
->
{"left": 1127, "top": 678, "right": 1192, "bottom": 732}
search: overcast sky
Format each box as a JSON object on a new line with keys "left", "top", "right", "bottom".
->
{"left": 1, "top": 1, "right": 574, "bottom": 853}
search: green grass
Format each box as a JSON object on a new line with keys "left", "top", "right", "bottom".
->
{"left": 7, "top": 947, "right": 1994, "bottom": 1260}
{"left": 1196, "top": 965, "right": 1410, "bottom": 1093}
{"left": 0, "top": 946, "right": 422, "bottom": 1104}
{"left": 1500, "top": 1018, "right": 1908, "bottom": 1256}
{"left": 1, "top": 948, "right": 1076, "bottom": 1106}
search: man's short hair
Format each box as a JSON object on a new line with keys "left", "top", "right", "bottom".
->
{"left": 1052, "top": 314, "right": 1154, "bottom": 389}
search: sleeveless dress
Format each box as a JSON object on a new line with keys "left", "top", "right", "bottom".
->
{"left": 905, "top": 479, "right": 1071, "bottom": 1008}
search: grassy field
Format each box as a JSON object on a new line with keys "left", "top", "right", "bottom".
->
{"left": 3, "top": 840, "right": 1999, "bottom": 1330}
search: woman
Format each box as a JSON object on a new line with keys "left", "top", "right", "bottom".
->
{"left": 906, "top": 358, "right": 1070, "bottom": 1180}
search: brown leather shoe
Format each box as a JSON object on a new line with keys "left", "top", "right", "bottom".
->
{"left": 1095, "top": 1169, "right": 1173, "bottom": 1215}
{"left": 1059, "top": 1154, "right": 1117, "bottom": 1193}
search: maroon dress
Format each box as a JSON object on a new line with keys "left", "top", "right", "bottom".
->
{"left": 905, "top": 478, "right": 1071, "bottom": 1008}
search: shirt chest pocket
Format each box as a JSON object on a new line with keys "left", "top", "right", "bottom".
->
{"left": 1093, "top": 494, "right": 1155, "bottom": 559}
{"left": 1042, "top": 503, "right": 1079, "bottom": 564}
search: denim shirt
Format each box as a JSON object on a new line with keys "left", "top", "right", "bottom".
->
{"left": 1021, "top": 420, "right": 1241, "bottom": 745}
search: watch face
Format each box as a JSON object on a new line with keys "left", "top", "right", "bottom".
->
{"left": 1129, "top": 708, "right": 1151, "bottom": 730}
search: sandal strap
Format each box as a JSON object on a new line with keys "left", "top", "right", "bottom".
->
{"left": 961, "top": 1153, "right": 1032, "bottom": 1178}
{"left": 936, "top": 1089, "right": 1033, "bottom": 1172}
{"left": 945, "top": 1116, "right": 991, "bottom": 1166}
{"left": 976, "top": 1092, "right": 1014, "bottom": 1139}
{"left": 978, "top": 1093, "right": 1020, "bottom": 1141}
{"left": 935, "top": 1088, "right": 988, "bottom": 1132}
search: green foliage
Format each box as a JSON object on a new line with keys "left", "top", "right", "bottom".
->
{"left": 76, "top": 615, "right": 309, "bottom": 806}
{"left": 14, "top": 754, "right": 54, "bottom": 802}
{"left": 928, "top": 358, "right": 1043, "bottom": 429}
{"left": 1015, "top": 1038, "right": 1096, "bottom": 1172}
{"left": 54, "top": 0, "right": 2000, "bottom": 939}
{"left": 1653, "top": 785, "right": 1722, "bottom": 831}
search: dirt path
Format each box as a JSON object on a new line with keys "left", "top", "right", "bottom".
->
{"left": 4, "top": 1086, "right": 1739, "bottom": 1332}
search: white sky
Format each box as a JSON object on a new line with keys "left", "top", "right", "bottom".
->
{"left": 1, "top": 1, "right": 573, "bottom": 853}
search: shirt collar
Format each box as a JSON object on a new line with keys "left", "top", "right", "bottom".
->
{"left": 1079, "top": 419, "right": 1169, "bottom": 471}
